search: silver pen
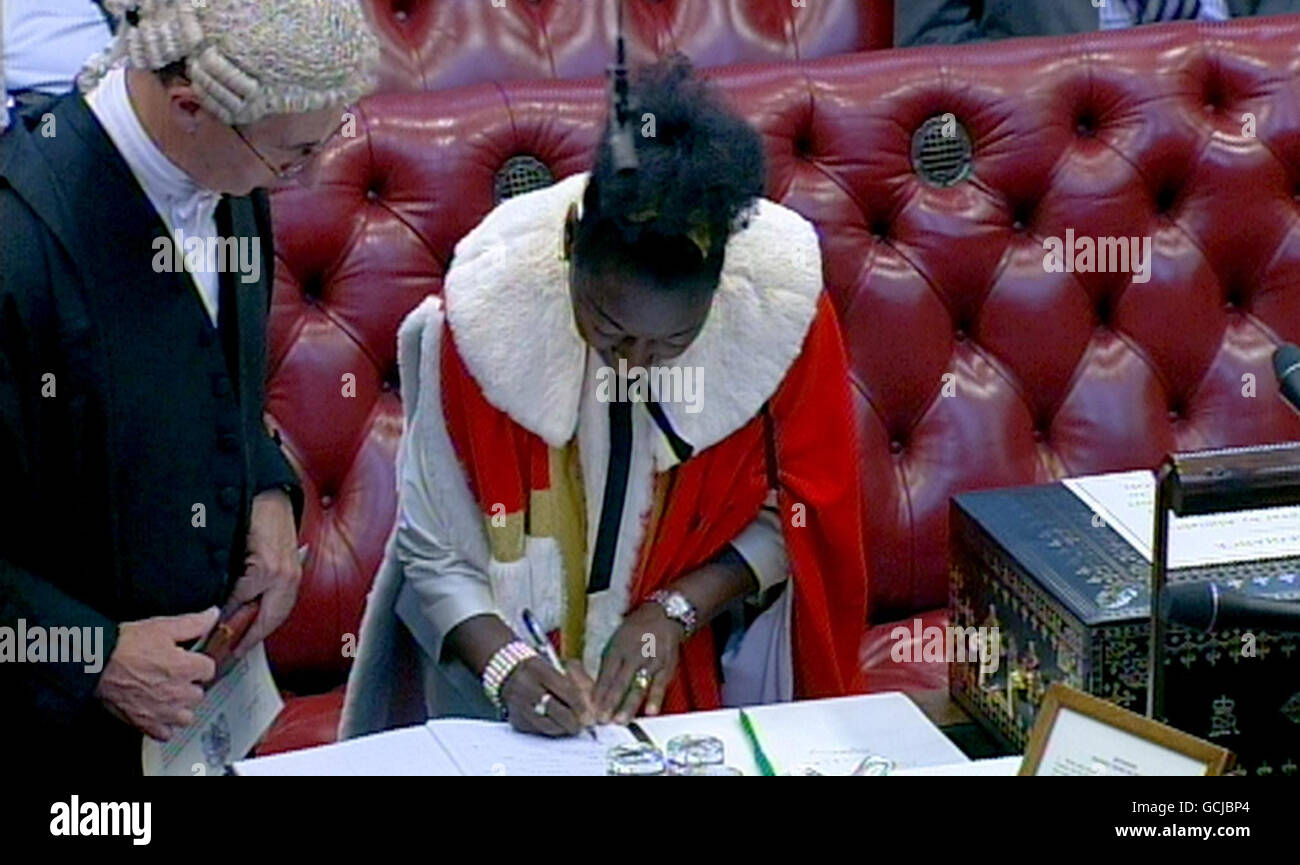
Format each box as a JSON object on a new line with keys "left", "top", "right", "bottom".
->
{"left": 521, "top": 608, "right": 597, "bottom": 741}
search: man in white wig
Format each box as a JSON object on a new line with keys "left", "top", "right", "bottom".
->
{"left": 0, "top": 0, "right": 377, "bottom": 774}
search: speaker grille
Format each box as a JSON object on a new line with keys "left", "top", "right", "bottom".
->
{"left": 494, "top": 156, "right": 555, "bottom": 204}
{"left": 911, "top": 115, "right": 973, "bottom": 187}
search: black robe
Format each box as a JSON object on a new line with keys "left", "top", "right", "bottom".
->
{"left": 0, "top": 94, "right": 302, "bottom": 774}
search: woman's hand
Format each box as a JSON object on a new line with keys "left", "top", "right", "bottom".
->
{"left": 501, "top": 658, "right": 596, "bottom": 737}
{"left": 446, "top": 615, "right": 596, "bottom": 737}
{"left": 593, "top": 603, "right": 685, "bottom": 724}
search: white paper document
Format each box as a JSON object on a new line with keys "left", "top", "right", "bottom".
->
{"left": 636, "top": 692, "right": 967, "bottom": 776}
{"left": 234, "top": 692, "right": 967, "bottom": 777}
{"left": 1063, "top": 470, "right": 1300, "bottom": 567}
{"left": 891, "top": 755, "right": 1023, "bottom": 776}
{"left": 235, "top": 720, "right": 637, "bottom": 776}
{"left": 1034, "top": 708, "right": 1208, "bottom": 777}
{"left": 235, "top": 726, "right": 463, "bottom": 777}
{"left": 743, "top": 692, "right": 969, "bottom": 775}
{"left": 143, "top": 643, "right": 284, "bottom": 776}
{"left": 427, "top": 720, "right": 636, "bottom": 776}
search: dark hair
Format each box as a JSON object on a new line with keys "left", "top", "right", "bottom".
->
{"left": 575, "top": 55, "right": 765, "bottom": 288}
{"left": 154, "top": 60, "right": 189, "bottom": 87}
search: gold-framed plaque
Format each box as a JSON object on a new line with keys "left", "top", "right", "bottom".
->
{"left": 1020, "top": 683, "right": 1234, "bottom": 777}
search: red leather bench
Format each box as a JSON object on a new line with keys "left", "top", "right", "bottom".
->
{"left": 256, "top": 15, "right": 1300, "bottom": 753}
{"left": 360, "top": 0, "right": 893, "bottom": 92}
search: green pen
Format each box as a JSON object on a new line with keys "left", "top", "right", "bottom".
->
{"left": 739, "top": 709, "right": 777, "bottom": 777}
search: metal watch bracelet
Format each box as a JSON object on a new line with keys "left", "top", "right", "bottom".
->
{"left": 648, "top": 589, "right": 698, "bottom": 636}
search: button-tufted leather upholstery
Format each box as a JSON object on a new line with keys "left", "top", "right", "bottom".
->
{"left": 258, "top": 16, "right": 1300, "bottom": 752}
{"left": 360, "top": 0, "right": 893, "bottom": 92}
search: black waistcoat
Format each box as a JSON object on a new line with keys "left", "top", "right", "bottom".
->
{"left": 1, "top": 95, "right": 278, "bottom": 622}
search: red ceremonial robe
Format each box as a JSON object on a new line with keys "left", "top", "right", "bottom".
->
{"left": 439, "top": 292, "right": 868, "bottom": 713}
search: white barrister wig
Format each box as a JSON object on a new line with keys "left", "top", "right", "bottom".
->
{"left": 77, "top": 0, "right": 379, "bottom": 125}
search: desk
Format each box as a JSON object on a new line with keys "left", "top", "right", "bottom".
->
{"left": 238, "top": 692, "right": 987, "bottom": 776}
{"left": 906, "top": 689, "right": 1014, "bottom": 760}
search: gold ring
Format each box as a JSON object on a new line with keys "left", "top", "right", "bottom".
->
{"left": 634, "top": 668, "right": 652, "bottom": 691}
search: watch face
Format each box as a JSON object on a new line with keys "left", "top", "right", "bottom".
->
{"left": 665, "top": 594, "right": 690, "bottom": 619}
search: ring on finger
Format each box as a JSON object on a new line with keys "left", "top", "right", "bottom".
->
{"left": 533, "top": 692, "right": 552, "bottom": 717}
{"left": 634, "top": 668, "right": 652, "bottom": 691}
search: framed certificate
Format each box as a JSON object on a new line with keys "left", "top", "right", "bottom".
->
{"left": 1020, "top": 684, "right": 1234, "bottom": 777}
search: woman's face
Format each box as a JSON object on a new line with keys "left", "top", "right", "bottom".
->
{"left": 570, "top": 257, "right": 715, "bottom": 370}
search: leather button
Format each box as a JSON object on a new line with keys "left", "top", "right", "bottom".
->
{"left": 213, "top": 375, "right": 233, "bottom": 398}
{"left": 210, "top": 547, "right": 229, "bottom": 568}
{"left": 219, "top": 486, "right": 240, "bottom": 509}
{"left": 219, "top": 433, "right": 240, "bottom": 453}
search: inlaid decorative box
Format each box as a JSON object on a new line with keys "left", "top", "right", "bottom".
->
{"left": 949, "top": 482, "right": 1300, "bottom": 776}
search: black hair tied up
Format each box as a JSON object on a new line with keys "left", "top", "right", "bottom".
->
{"left": 579, "top": 54, "right": 766, "bottom": 279}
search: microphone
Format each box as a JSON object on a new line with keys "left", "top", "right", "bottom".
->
{"left": 1159, "top": 581, "right": 1300, "bottom": 634}
{"left": 1271, "top": 343, "right": 1300, "bottom": 414}
{"left": 607, "top": 0, "right": 639, "bottom": 175}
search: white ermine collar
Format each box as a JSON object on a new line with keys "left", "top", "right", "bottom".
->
{"left": 442, "top": 172, "right": 823, "bottom": 459}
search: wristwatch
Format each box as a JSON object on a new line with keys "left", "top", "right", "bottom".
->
{"left": 649, "top": 589, "right": 698, "bottom": 636}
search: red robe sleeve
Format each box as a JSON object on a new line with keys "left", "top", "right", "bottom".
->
{"left": 767, "top": 292, "right": 870, "bottom": 697}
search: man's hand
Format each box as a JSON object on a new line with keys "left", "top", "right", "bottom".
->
{"left": 593, "top": 603, "right": 685, "bottom": 724}
{"left": 95, "top": 608, "right": 219, "bottom": 741}
{"left": 229, "top": 488, "right": 301, "bottom": 656}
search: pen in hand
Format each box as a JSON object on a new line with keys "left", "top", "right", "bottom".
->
{"left": 520, "top": 608, "right": 598, "bottom": 741}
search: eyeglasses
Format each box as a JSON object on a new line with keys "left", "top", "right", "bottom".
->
{"left": 231, "top": 117, "right": 347, "bottom": 181}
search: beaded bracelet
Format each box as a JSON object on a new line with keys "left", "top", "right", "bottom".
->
{"left": 481, "top": 640, "right": 538, "bottom": 710}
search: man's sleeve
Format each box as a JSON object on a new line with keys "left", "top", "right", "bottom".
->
{"left": 0, "top": 189, "right": 119, "bottom": 714}
{"left": 252, "top": 426, "right": 302, "bottom": 515}
{"left": 896, "top": 0, "right": 984, "bottom": 46}
{"left": 0, "top": 563, "right": 120, "bottom": 713}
